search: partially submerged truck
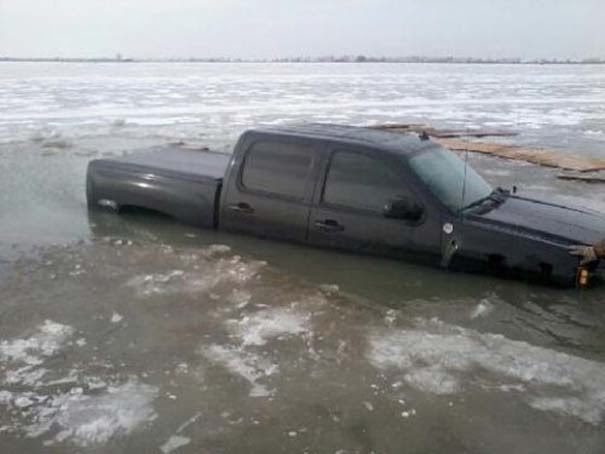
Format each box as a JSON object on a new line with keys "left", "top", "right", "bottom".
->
{"left": 86, "top": 124, "right": 605, "bottom": 287}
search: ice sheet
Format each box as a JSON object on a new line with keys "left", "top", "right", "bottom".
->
{"left": 368, "top": 318, "right": 605, "bottom": 424}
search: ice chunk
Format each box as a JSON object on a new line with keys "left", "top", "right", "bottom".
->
{"left": 230, "top": 308, "right": 310, "bottom": 346}
{"left": 126, "top": 255, "right": 265, "bottom": 298}
{"left": 23, "top": 380, "right": 158, "bottom": 447}
{"left": 228, "top": 289, "right": 252, "bottom": 308}
{"left": 0, "top": 390, "right": 13, "bottom": 404}
{"left": 176, "top": 412, "right": 202, "bottom": 433}
{"left": 318, "top": 284, "right": 339, "bottom": 295}
{"left": 403, "top": 366, "right": 460, "bottom": 395}
{"left": 529, "top": 396, "right": 604, "bottom": 425}
{"left": 202, "top": 244, "right": 232, "bottom": 256}
{"left": 43, "top": 369, "right": 80, "bottom": 387}
{"left": 4, "top": 365, "right": 48, "bottom": 386}
{"left": 0, "top": 321, "right": 74, "bottom": 365}
{"left": 83, "top": 376, "right": 107, "bottom": 390}
{"left": 15, "top": 396, "right": 35, "bottom": 408}
{"left": 200, "top": 345, "right": 277, "bottom": 397}
{"left": 470, "top": 299, "right": 494, "bottom": 319}
{"left": 160, "top": 435, "right": 191, "bottom": 453}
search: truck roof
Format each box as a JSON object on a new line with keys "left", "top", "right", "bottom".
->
{"left": 250, "top": 123, "right": 436, "bottom": 156}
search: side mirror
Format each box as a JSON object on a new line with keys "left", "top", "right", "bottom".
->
{"left": 384, "top": 197, "right": 424, "bottom": 221}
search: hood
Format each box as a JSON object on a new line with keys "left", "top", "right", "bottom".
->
{"left": 467, "top": 195, "right": 605, "bottom": 246}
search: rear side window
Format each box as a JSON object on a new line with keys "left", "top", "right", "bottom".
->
{"left": 241, "top": 141, "right": 313, "bottom": 199}
{"left": 323, "top": 150, "right": 406, "bottom": 213}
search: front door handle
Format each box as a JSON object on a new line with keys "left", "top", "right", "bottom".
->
{"left": 314, "top": 219, "right": 345, "bottom": 233}
{"left": 227, "top": 202, "right": 255, "bottom": 214}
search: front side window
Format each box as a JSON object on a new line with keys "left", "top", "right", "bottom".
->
{"left": 408, "top": 146, "right": 492, "bottom": 212}
{"left": 241, "top": 141, "right": 313, "bottom": 199}
{"left": 322, "top": 150, "right": 408, "bottom": 213}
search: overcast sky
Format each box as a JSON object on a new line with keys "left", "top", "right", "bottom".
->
{"left": 1, "top": 0, "right": 603, "bottom": 59}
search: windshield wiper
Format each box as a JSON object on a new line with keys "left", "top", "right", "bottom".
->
{"left": 462, "top": 187, "right": 508, "bottom": 212}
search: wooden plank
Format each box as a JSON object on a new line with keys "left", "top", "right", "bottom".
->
{"left": 373, "top": 123, "right": 605, "bottom": 172}
{"left": 433, "top": 138, "right": 605, "bottom": 172}
{"left": 557, "top": 172, "right": 605, "bottom": 183}
{"left": 372, "top": 123, "right": 518, "bottom": 138}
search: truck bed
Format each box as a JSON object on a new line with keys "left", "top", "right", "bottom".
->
{"left": 86, "top": 145, "right": 230, "bottom": 228}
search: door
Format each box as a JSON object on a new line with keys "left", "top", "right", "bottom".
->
{"left": 308, "top": 147, "right": 441, "bottom": 261}
{"left": 220, "top": 138, "right": 317, "bottom": 243}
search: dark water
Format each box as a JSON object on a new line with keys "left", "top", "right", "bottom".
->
{"left": 0, "top": 62, "right": 604, "bottom": 453}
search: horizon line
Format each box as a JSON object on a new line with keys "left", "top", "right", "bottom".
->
{"left": 1, "top": 55, "right": 605, "bottom": 64}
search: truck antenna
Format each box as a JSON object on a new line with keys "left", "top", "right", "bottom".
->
{"left": 460, "top": 150, "right": 469, "bottom": 216}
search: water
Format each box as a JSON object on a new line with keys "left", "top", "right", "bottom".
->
{"left": 0, "top": 62, "right": 605, "bottom": 453}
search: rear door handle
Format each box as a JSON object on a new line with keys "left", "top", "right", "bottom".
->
{"left": 227, "top": 202, "right": 255, "bottom": 214}
{"left": 314, "top": 219, "right": 345, "bottom": 233}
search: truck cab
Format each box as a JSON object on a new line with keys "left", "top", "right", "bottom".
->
{"left": 220, "top": 125, "right": 448, "bottom": 263}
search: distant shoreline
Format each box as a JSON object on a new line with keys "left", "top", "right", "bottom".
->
{"left": 1, "top": 56, "right": 604, "bottom": 65}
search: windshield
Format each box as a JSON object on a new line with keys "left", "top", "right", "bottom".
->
{"left": 409, "top": 146, "right": 493, "bottom": 212}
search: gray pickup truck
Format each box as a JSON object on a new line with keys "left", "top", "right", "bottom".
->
{"left": 87, "top": 124, "right": 605, "bottom": 287}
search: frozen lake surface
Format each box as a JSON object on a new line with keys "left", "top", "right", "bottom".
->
{"left": 0, "top": 62, "right": 605, "bottom": 453}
